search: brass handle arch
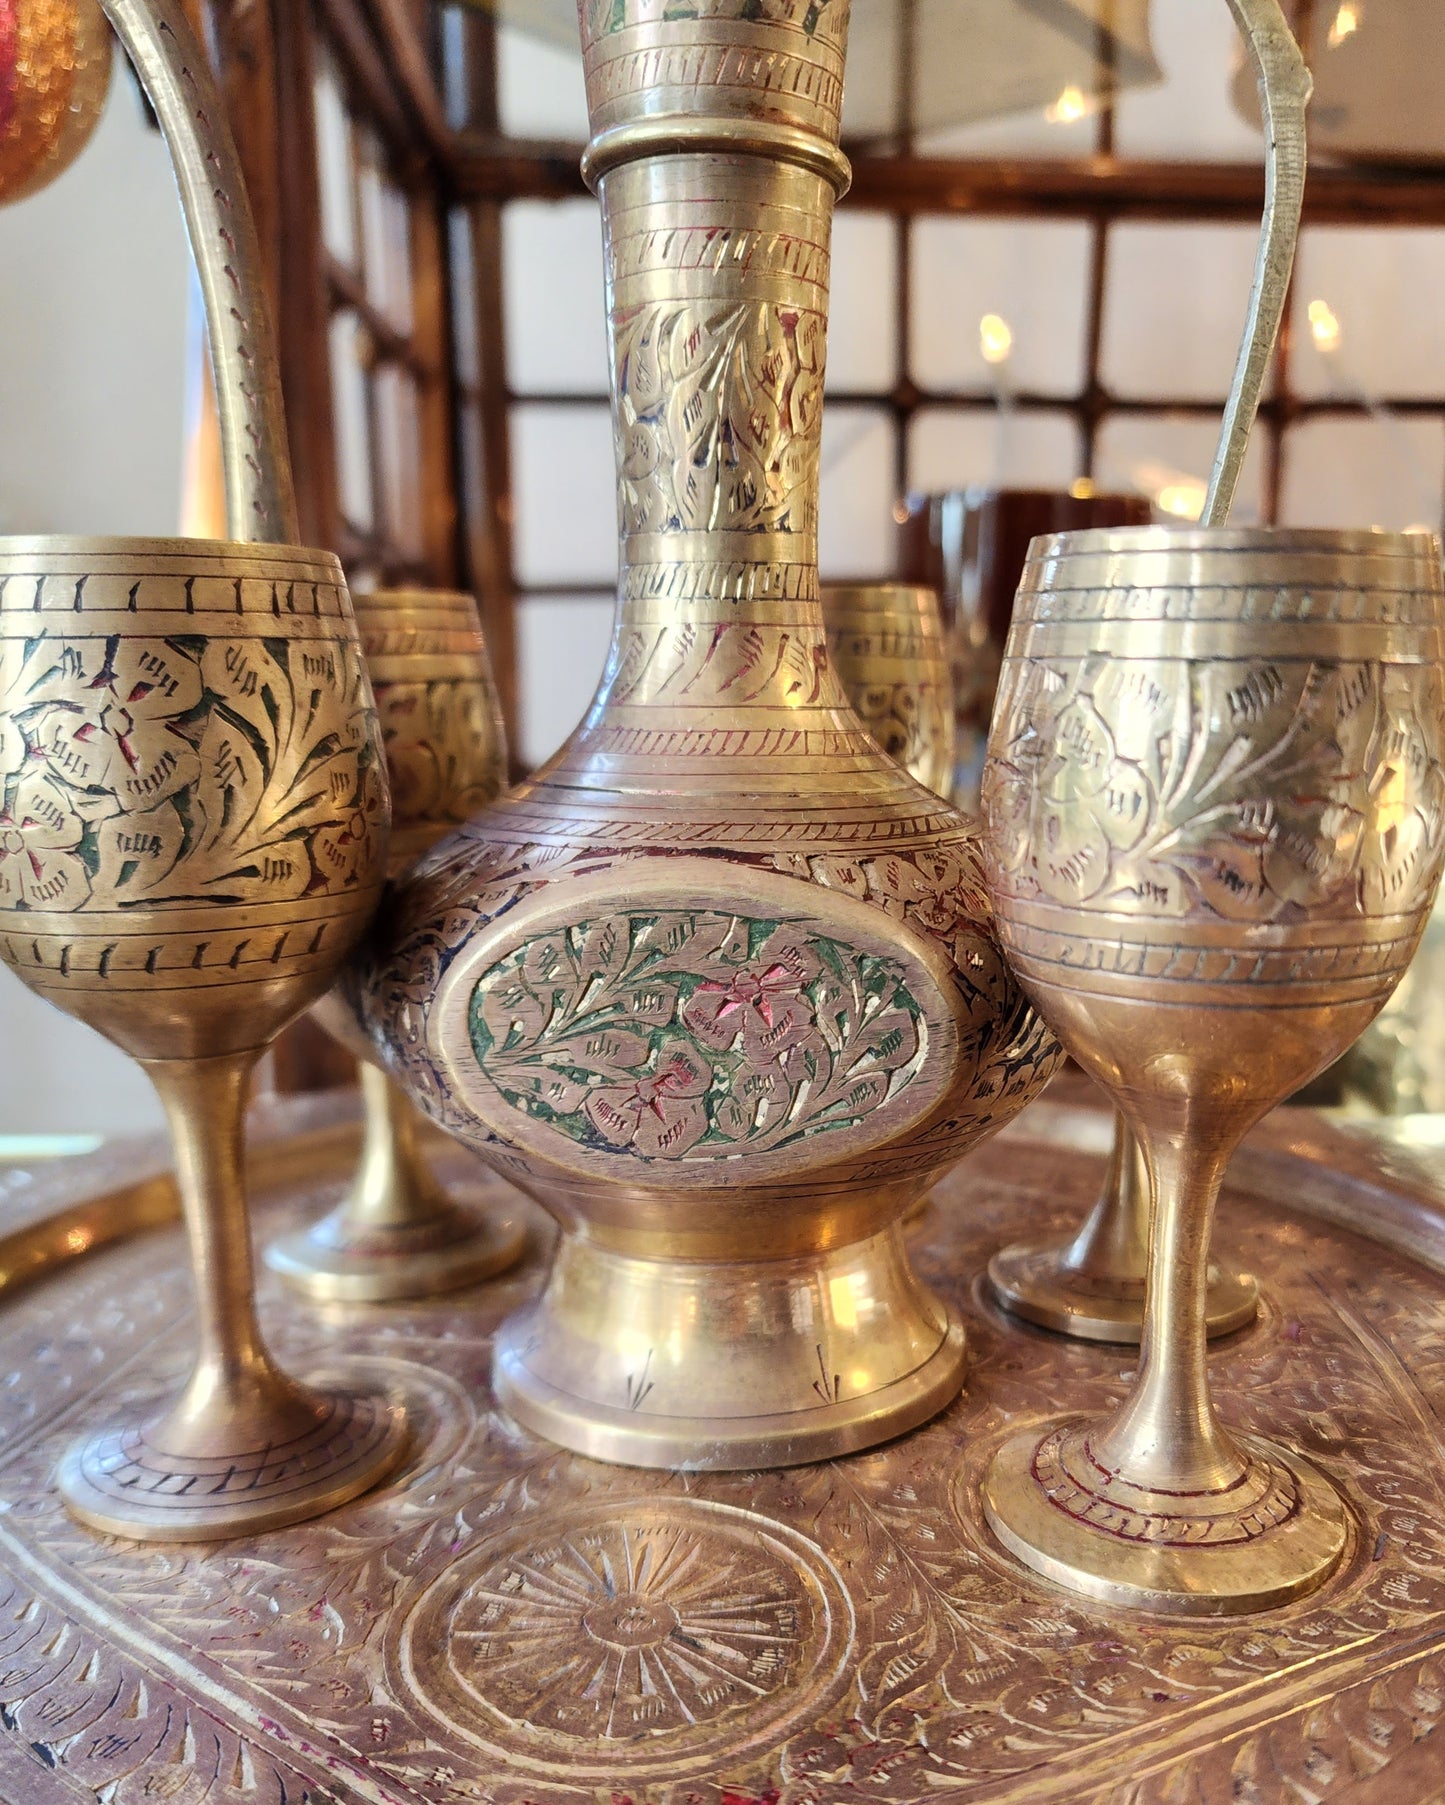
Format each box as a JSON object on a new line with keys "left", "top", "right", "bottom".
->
{"left": 1206, "top": 0, "right": 1313, "bottom": 526}
{"left": 98, "top": 0, "right": 297, "bottom": 546}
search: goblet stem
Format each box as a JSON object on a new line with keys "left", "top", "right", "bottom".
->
{"left": 1060, "top": 1119, "right": 1151, "bottom": 1281}
{"left": 1088, "top": 1120, "right": 1248, "bottom": 1494}
{"left": 349, "top": 1064, "right": 449, "bottom": 1229}
{"left": 57, "top": 1052, "right": 408, "bottom": 1540}
{"left": 141, "top": 1050, "right": 299, "bottom": 1438}
{"left": 987, "top": 1116, "right": 1257, "bottom": 1343}
{"left": 264, "top": 1060, "right": 527, "bottom": 1303}
{"left": 982, "top": 1104, "right": 1347, "bottom": 1613}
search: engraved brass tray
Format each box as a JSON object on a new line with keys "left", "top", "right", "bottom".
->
{"left": 3, "top": 1083, "right": 1445, "bottom": 1803}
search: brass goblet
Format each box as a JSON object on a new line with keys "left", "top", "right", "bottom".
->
{"left": 987, "top": 0, "right": 1307, "bottom": 1353}
{"left": 2, "top": 0, "right": 409, "bottom": 1540}
{"left": 822, "top": 584, "right": 955, "bottom": 796}
{"left": 266, "top": 590, "right": 526, "bottom": 1302}
{"left": 980, "top": 525, "right": 1445, "bottom": 1613}
{"left": 0, "top": 538, "right": 407, "bottom": 1540}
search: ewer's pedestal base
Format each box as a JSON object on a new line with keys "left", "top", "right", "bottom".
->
{"left": 987, "top": 1241, "right": 1259, "bottom": 1344}
{"left": 57, "top": 1380, "right": 408, "bottom": 1542}
{"left": 981, "top": 1417, "right": 1348, "bottom": 1615}
{"left": 495, "top": 1227, "right": 967, "bottom": 1471}
{"left": 266, "top": 1185, "right": 526, "bottom": 1304}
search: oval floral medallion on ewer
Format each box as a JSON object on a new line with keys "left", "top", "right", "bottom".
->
{"left": 392, "top": 1497, "right": 854, "bottom": 1779}
{"left": 465, "top": 898, "right": 954, "bottom": 1177}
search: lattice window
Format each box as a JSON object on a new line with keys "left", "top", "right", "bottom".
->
{"left": 200, "top": 1, "right": 1445, "bottom": 772}
{"left": 307, "top": 19, "right": 452, "bottom": 587}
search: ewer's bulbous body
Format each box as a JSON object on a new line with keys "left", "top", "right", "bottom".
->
{"left": 362, "top": 0, "right": 1060, "bottom": 1470}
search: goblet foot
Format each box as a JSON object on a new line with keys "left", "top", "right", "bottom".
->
{"left": 987, "top": 1241, "right": 1259, "bottom": 1344}
{"left": 57, "top": 1379, "right": 408, "bottom": 1542}
{"left": 494, "top": 1227, "right": 966, "bottom": 1470}
{"left": 981, "top": 1417, "right": 1348, "bottom": 1615}
{"left": 266, "top": 1186, "right": 527, "bottom": 1304}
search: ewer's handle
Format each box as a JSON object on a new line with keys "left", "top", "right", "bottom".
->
{"left": 99, "top": 0, "right": 297, "bottom": 545}
{"left": 1204, "top": 0, "right": 1312, "bottom": 526}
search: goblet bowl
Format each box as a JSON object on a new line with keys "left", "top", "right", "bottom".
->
{"left": 822, "top": 583, "right": 955, "bottom": 796}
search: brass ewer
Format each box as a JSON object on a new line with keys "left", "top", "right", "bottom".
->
{"left": 266, "top": 590, "right": 526, "bottom": 1302}
{"left": 979, "top": 0, "right": 1445, "bottom": 1613}
{"left": 363, "top": 0, "right": 1060, "bottom": 1472}
{"left": 822, "top": 583, "right": 955, "bottom": 796}
{"left": 0, "top": 0, "right": 406, "bottom": 1539}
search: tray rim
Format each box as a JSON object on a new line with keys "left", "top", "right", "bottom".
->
{"left": 3, "top": 1082, "right": 1443, "bottom": 1308}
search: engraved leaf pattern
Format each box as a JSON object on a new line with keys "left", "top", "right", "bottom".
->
{"left": 985, "top": 653, "right": 1445, "bottom": 923}
{"left": 0, "top": 630, "right": 385, "bottom": 912}
{"left": 613, "top": 301, "right": 823, "bottom": 542}
{"left": 361, "top": 835, "right": 1062, "bottom": 1174}
{"left": 468, "top": 910, "right": 927, "bottom": 1161}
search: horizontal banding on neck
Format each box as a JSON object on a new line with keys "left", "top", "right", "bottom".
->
{"left": 581, "top": 116, "right": 852, "bottom": 197}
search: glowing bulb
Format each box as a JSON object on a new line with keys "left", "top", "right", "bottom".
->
{"left": 1328, "top": 2, "right": 1360, "bottom": 49}
{"left": 979, "top": 313, "right": 1013, "bottom": 366}
{"left": 1308, "top": 298, "right": 1342, "bottom": 354}
{"left": 1156, "top": 480, "right": 1207, "bottom": 522}
{"left": 1046, "top": 84, "right": 1090, "bottom": 124}
{"left": 1070, "top": 477, "right": 1097, "bottom": 501}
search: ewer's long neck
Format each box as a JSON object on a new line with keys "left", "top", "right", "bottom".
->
{"left": 579, "top": 2, "right": 856, "bottom": 742}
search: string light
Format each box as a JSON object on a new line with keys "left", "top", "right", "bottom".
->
{"left": 1327, "top": 3, "right": 1361, "bottom": 50}
{"left": 1156, "top": 480, "right": 1208, "bottom": 522}
{"left": 979, "top": 313, "right": 1014, "bottom": 366}
{"left": 1045, "top": 84, "right": 1090, "bottom": 124}
{"left": 1308, "top": 298, "right": 1342, "bottom": 354}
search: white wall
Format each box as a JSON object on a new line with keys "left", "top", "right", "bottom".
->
{"left": 0, "top": 73, "right": 190, "bottom": 1135}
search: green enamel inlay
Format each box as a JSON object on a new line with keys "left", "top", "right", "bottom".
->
{"left": 468, "top": 907, "right": 927, "bottom": 1162}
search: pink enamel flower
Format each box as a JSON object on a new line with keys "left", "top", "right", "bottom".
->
{"left": 584, "top": 1040, "right": 712, "bottom": 1160}
{"left": 0, "top": 772, "right": 91, "bottom": 911}
{"left": 684, "top": 946, "right": 820, "bottom": 1063}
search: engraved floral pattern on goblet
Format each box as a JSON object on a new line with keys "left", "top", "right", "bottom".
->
{"left": 0, "top": 770, "right": 91, "bottom": 910}
{"left": 265, "top": 590, "right": 524, "bottom": 1304}
{"left": 979, "top": 526, "right": 1445, "bottom": 1615}
{"left": 0, "top": 538, "right": 406, "bottom": 1542}
{"left": 0, "top": 627, "right": 385, "bottom": 930}
{"left": 823, "top": 584, "right": 956, "bottom": 797}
